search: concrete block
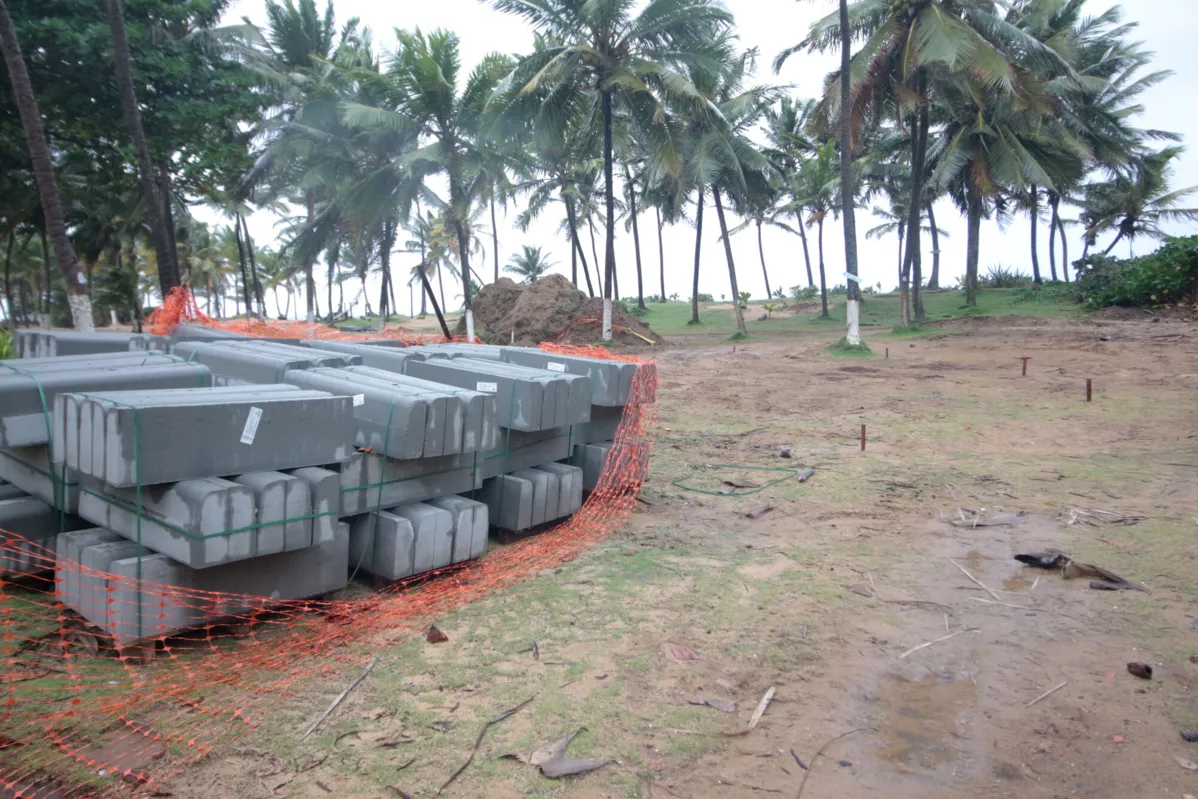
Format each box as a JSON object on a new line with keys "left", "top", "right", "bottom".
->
{"left": 480, "top": 427, "right": 574, "bottom": 479}
{"left": 535, "top": 463, "right": 584, "bottom": 519}
{"left": 89, "top": 524, "right": 349, "bottom": 645}
{"left": 77, "top": 539, "right": 148, "bottom": 627}
{"left": 344, "top": 367, "right": 496, "bottom": 454}
{"left": 571, "top": 442, "right": 612, "bottom": 492}
{"left": 55, "top": 528, "right": 120, "bottom": 609}
{"left": 0, "top": 495, "right": 89, "bottom": 576}
{"left": 78, "top": 477, "right": 257, "bottom": 568}
{"left": 404, "top": 358, "right": 545, "bottom": 432}
{"left": 511, "top": 468, "right": 554, "bottom": 526}
{"left": 301, "top": 340, "right": 425, "bottom": 373}
{"left": 232, "top": 471, "right": 307, "bottom": 556}
{"left": 347, "top": 510, "right": 414, "bottom": 580}
{"left": 338, "top": 451, "right": 483, "bottom": 516}
{"left": 0, "top": 445, "right": 79, "bottom": 512}
{"left": 428, "top": 495, "right": 489, "bottom": 562}
{"left": 456, "top": 358, "right": 592, "bottom": 428}
{"left": 481, "top": 474, "right": 533, "bottom": 532}
{"left": 576, "top": 405, "right": 624, "bottom": 444}
{"left": 388, "top": 503, "right": 454, "bottom": 572}
{"left": 500, "top": 348, "right": 634, "bottom": 406}
{"left": 0, "top": 356, "right": 211, "bottom": 447}
{"left": 286, "top": 467, "right": 338, "bottom": 547}
{"left": 0, "top": 481, "right": 24, "bottom": 501}
{"left": 171, "top": 340, "right": 358, "bottom": 384}
{"left": 68, "top": 388, "right": 352, "bottom": 487}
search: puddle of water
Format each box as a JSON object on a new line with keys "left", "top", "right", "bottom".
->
{"left": 961, "top": 550, "right": 995, "bottom": 573}
{"left": 876, "top": 674, "right": 976, "bottom": 771}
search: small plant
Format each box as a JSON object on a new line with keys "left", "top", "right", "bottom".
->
{"left": 669, "top": 293, "right": 680, "bottom": 302}
{"left": 0, "top": 329, "right": 11, "bottom": 360}
{"left": 738, "top": 291, "right": 751, "bottom": 305}
{"left": 762, "top": 303, "right": 778, "bottom": 318}
{"left": 790, "top": 285, "right": 818, "bottom": 301}
{"left": 982, "top": 265, "right": 1034, "bottom": 288}
{"left": 828, "top": 337, "right": 873, "bottom": 357}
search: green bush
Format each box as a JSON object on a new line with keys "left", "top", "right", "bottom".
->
{"left": 1074, "top": 236, "right": 1198, "bottom": 309}
{"left": 790, "top": 285, "right": 818, "bottom": 301}
{"left": 981, "top": 265, "right": 1034, "bottom": 288}
{"left": 692, "top": 293, "right": 714, "bottom": 303}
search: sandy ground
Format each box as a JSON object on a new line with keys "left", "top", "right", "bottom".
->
{"left": 166, "top": 313, "right": 1198, "bottom": 799}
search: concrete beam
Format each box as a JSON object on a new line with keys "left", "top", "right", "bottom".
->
{"left": 0, "top": 445, "right": 79, "bottom": 512}
{"left": 338, "top": 450, "right": 483, "bottom": 516}
{"left": 0, "top": 496, "right": 90, "bottom": 576}
{"left": 427, "top": 495, "right": 489, "bottom": 562}
{"left": 171, "top": 340, "right": 358, "bottom": 383}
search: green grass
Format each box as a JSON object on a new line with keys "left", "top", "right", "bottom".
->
{"left": 636, "top": 288, "right": 1078, "bottom": 338}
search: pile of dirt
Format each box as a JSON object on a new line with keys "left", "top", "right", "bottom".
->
{"left": 456, "top": 275, "right": 662, "bottom": 347}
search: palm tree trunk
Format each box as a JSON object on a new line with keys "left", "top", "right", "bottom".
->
{"left": 796, "top": 211, "right": 814, "bottom": 288}
{"left": 925, "top": 202, "right": 940, "bottom": 289}
{"left": 712, "top": 187, "right": 747, "bottom": 337}
{"left": 896, "top": 220, "right": 905, "bottom": 289}
{"left": 3, "top": 228, "right": 14, "bottom": 330}
{"left": 839, "top": 0, "right": 863, "bottom": 344}
{"left": 0, "top": 0, "right": 94, "bottom": 329}
{"left": 690, "top": 187, "right": 704, "bottom": 325}
{"left": 415, "top": 258, "right": 451, "bottom": 340}
{"left": 490, "top": 193, "right": 499, "bottom": 284}
{"left": 437, "top": 262, "right": 446, "bottom": 312}
{"left": 817, "top": 216, "right": 829, "bottom": 318}
{"left": 625, "top": 166, "right": 646, "bottom": 311}
{"left": 103, "top": 0, "right": 178, "bottom": 298}
{"left": 600, "top": 89, "right": 617, "bottom": 340}
{"left": 1029, "top": 188, "right": 1042, "bottom": 284}
{"left": 273, "top": 286, "right": 283, "bottom": 319}
{"left": 304, "top": 192, "right": 316, "bottom": 324}
{"left": 419, "top": 265, "right": 428, "bottom": 316}
{"left": 965, "top": 185, "right": 982, "bottom": 307}
{"left": 1102, "top": 231, "right": 1124, "bottom": 256}
{"left": 900, "top": 84, "right": 929, "bottom": 326}
{"left": 756, "top": 220, "right": 771, "bottom": 299}
{"left": 1047, "top": 196, "right": 1057, "bottom": 281}
{"left": 656, "top": 206, "right": 666, "bottom": 302}
{"left": 241, "top": 215, "right": 264, "bottom": 314}
{"left": 39, "top": 228, "right": 50, "bottom": 323}
{"left": 564, "top": 196, "right": 594, "bottom": 297}
{"left": 1057, "top": 207, "right": 1069, "bottom": 283}
{"left": 233, "top": 215, "right": 252, "bottom": 316}
{"left": 326, "top": 250, "right": 334, "bottom": 321}
{"left": 587, "top": 215, "right": 601, "bottom": 291}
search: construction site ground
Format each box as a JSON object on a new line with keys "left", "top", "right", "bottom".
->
{"left": 170, "top": 305, "right": 1198, "bottom": 799}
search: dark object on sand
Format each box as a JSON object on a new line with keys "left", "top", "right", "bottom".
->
{"left": 1014, "top": 549, "right": 1145, "bottom": 591}
{"left": 1126, "top": 662, "right": 1153, "bottom": 680}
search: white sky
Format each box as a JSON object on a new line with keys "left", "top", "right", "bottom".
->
{"left": 210, "top": 0, "right": 1198, "bottom": 317}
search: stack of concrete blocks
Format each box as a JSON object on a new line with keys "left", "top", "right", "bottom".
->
{"left": 0, "top": 352, "right": 212, "bottom": 511}
{"left": 171, "top": 340, "right": 358, "bottom": 386}
{"left": 43, "top": 381, "right": 357, "bottom": 644}
{"left": 14, "top": 330, "right": 167, "bottom": 359}
{"left": 0, "top": 486, "right": 91, "bottom": 577}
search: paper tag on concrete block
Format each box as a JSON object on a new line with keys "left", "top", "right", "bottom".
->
{"left": 353, "top": 394, "right": 365, "bottom": 407}
{"left": 476, "top": 381, "right": 498, "bottom": 393}
{"left": 240, "top": 406, "right": 263, "bottom": 445}
{"left": 546, "top": 362, "right": 567, "bottom": 373}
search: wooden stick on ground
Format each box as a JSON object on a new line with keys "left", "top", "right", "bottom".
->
{"left": 897, "top": 629, "right": 978, "bottom": 660}
{"left": 747, "top": 686, "right": 776, "bottom": 731}
{"left": 437, "top": 695, "right": 535, "bottom": 795}
{"left": 1026, "top": 681, "right": 1067, "bottom": 708}
{"left": 300, "top": 656, "right": 377, "bottom": 741}
{"left": 950, "top": 559, "right": 1001, "bottom": 601}
{"left": 795, "top": 728, "right": 870, "bottom": 799}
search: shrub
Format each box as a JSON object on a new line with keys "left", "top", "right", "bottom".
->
{"left": 981, "top": 265, "right": 1034, "bottom": 288}
{"left": 1074, "top": 236, "right": 1198, "bottom": 309}
{"left": 790, "top": 285, "right": 818, "bottom": 301}
{"left": 692, "top": 293, "right": 714, "bottom": 303}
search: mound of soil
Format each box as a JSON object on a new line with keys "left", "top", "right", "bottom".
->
{"left": 456, "top": 275, "right": 662, "bottom": 347}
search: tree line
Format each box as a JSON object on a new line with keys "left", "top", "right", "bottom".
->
{"left": 0, "top": 0, "right": 1193, "bottom": 337}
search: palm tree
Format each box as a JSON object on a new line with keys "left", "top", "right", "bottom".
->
{"left": 505, "top": 245, "right": 555, "bottom": 284}
{"left": 102, "top": 0, "right": 181, "bottom": 297}
{"left": 763, "top": 97, "right": 820, "bottom": 290}
{"left": 1080, "top": 147, "right": 1198, "bottom": 257}
{"left": 790, "top": 140, "right": 840, "bottom": 318}
{"left": 493, "top": 0, "right": 734, "bottom": 340}
{"left": 340, "top": 29, "right": 509, "bottom": 341}
{"left": 0, "top": 0, "right": 93, "bottom": 330}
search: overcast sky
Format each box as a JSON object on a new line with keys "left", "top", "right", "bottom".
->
{"left": 214, "top": 0, "right": 1198, "bottom": 317}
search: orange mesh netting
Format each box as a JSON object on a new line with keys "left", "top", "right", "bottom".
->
{"left": 1, "top": 288, "right": 657, "bottom": 798}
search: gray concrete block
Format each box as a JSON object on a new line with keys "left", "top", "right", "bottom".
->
{"left": 511, "top": 469, "right": 552, "bottom": 526}
{"left": 428, "top": 495, "right": 489, "bottom": 562}
{"left": 576, "top": 405, "right": 624, "bottom": 445}
{"left": 456, "top": 358, "right": 592, "bottom": 428}
{"left": 0, "top": 356, "right": 211, "bottom": 447}
{"left": 286, "top": 467, "right": 338, "bottom": 547}
{"left": 18, "top": 331, "right": 165, "bottom": 359}
{"left": 571, "top": 442, "right": 613, "bottom": 492}
{"left": 78, "top": 477, "right": 257, "bottom": 568}
{"left": 77, "top": 539, "right": 147, "bottom": 627}
{"left": 0, "top": 445, "right": 79, "bottom": 512}
{"left": 0, "top": 495, "right": 90, "bottom": 576}
{"left": 69, "top": 388, "right": 352, "bottom": 487}
{"left": 301, "top": 340, "right": 425, "bottom": 373}
{"left": 388, "top": 503, "right": 453, "bottom": 572}
{"left": 535, "top": 463, "right": 584, "bottom": 519}
{"left": 404, "top": 358, "right": 544, "bottom": 433}
{"left": 55, "top": 528, "right": 120, "bottom": 610}
{"left": 347, "top": 510, "right": 413, "bottom": 581}
{"left": 499, "top": 348, "right": 633, "bottom": 406}
{"left": 338, "top": 451, "right": 484, "bottom": 516}
{"left": 171, "top": 340, "right": 358, "bottom": 384}
{"left": 481, "top": 474, "right": 533, "bottom": 532}
{"left": 90, "top": 524, "right": 349, "bottom": 645}
{"left": 232, "top": 472, "right": 296, "bottom": 555}
{"left": 0, "top": 481, "right": 24, "bottom": 501}
{"left": 480, "top": 427, "right": 574, "bottom": 480}
{"left": 344, "top": 367, "right": 496, "bottom": 454}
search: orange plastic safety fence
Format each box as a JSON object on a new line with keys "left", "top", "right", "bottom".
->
{"left": 0, "top": 293, "right": 657, "bottom": 798}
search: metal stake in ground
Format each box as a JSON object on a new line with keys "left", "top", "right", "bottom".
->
{"left": 1086, "top": 378, "right": 1092, "bottom": 402}
{"left": 860, "top": 424, "right": 866, "bottom": 451}
{"left": 1021, "top": 357, "right": 1030, "bottom": 376}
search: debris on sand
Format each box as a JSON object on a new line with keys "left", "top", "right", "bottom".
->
{"left": 455, "top": 275, "right": 662, "bottom": 346}
{"left": 1126, "top": 662, "right": 1153, "bottom": 680}
{"left": 501, "top": 728, "right": 609, "bottom": 779}
{"left": 1013, "top": 549, "right": 1145, "bottom": 591}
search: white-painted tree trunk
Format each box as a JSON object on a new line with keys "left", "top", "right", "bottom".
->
{"left": 465, "top": 309, "right": 475, "bottom": 343}
{"left": 846, "top": 299, "right": 861, "bottom": 346}
{"left": 109, "top": 309, "right": 119, "bottom": 327}
{"left": 68, "top": 293, "right": 94, "bottom": 332}
{"left": 602, "top": 298, "right": 613, "bottom": 341}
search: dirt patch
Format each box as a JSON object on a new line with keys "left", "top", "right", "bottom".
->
{"left": 456, "top": 275, "right": 662, "bottom": 346}
{"left": 923, "top": 314, "right": 1057, "bottom": 329}
{"left": 1092, "top": 304, "right": 1196, "bottom": 322}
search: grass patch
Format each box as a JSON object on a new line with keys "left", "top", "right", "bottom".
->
{"left": 828, "top": 337, "right": 873, "bottom": 357}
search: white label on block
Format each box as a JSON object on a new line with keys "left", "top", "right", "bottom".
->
{"left": 476, "top": 381, "right": 498, "bottom": 393}
{"left": 240, "top": 407, "right": 263, "bottom": 445}
{"left": 353, "top": 393, "right": 366, "bottom": 407}
{"left": 546, "top": 362, "right": 567, "bottom": 373}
